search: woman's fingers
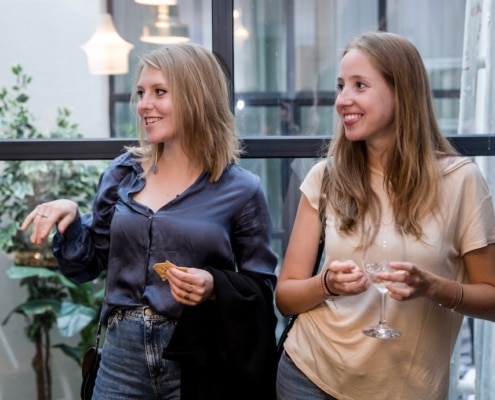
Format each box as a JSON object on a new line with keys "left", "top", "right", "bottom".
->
{"left": 20, "top": 200, "right": 79, "bottom": 244}
{"left": 167, "top": 267, "right": 215, "bottom": 303}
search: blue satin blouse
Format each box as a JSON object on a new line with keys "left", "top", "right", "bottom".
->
{"left": 53, "top": 152, "right": 278, "bottom": 321}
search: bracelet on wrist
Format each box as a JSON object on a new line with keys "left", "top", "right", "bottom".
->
{"left": 439, "top": 280, "right": 461, "bottom": 311}
{"left": 323, "top": 268, "right": 339, "bottom": 297}
{"left": 451, "top": 284, "right": 464, "bottom": 312}
{"left": 319, "top": 270, "right": 330, "bottom": 298}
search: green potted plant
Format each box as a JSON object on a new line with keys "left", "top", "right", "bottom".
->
{"left": 0, "top": 65, "right": 106, "bottom": 400}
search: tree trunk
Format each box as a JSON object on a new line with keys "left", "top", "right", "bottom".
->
{"left": 31, "top": 327, "right": 52, "bottom": 400}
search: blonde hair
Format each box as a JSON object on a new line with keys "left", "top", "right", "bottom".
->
{"left": 324, "top": 31, "right": 458, "bottom": 238}
{"left": 127, "top": 43, "right": 241, "bottom": 182}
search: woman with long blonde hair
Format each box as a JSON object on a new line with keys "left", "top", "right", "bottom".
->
{"left": 276, "top": 31, "right": 495, "bottom": 399}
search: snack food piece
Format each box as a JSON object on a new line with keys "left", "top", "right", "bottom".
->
{"left": 153, "top": 260, "right": 188, "bottom": 281}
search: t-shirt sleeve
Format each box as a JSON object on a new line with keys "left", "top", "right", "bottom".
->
{"left": 300, "top": 160, "right": 327, "bottom": 211}
{"left": 455, "top": 161, "right": 495, "bottom": 256}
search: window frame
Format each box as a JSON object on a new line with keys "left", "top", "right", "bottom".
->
{"left": 1, "top": 0, "right": 492, "bottom": 161}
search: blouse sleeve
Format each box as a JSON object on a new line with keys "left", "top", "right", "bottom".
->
{"left": 52, "top": 156, "right": 132, "bottom": 283}
{"left": 230, "top": 178, "right": 278, "bottom": 291}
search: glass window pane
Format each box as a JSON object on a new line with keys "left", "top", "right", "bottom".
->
{"left": 111, "top": 0, "right": 213, "bottom": 137}
{"left": 435, "top": 98, "right": 460, "bottom": 136}
{"left": 233, "top": 0, "right": 467, "bottom": 140}
{"left": 236, "top": 105, "right": 295, "bottom": 136}
{"left": 300, "top": 104, "right": 335, "bottom": 136}
{"left": 114, "top": 102, "right": 138, "bottom": 138}
{"left": 234, "top": 0, "right": 287, "bottom": 93}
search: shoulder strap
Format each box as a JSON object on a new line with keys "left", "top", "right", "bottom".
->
{"left": 312, "top": 236, "right": 324, "bottom": 276}
{"left": 311, "top": 164, "right": 328, "bottom": 275}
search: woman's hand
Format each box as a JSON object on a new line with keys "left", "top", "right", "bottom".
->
{"left": 324, "top": 259, "right": 369, "bottom": 295}
{"left": 385, "top": 246, "right": 495, "bottom": 323}
{"left": 20, "top": 199, "right": 79, "bottom": 245}
{"left": 381, "top": 262, "right": 430, "bottom": 301}
{"left": 166, "top": 266, "right": 215, "bottom": 305}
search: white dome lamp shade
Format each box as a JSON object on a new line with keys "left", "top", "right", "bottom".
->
{"left": 81, "top": 13, "right": 134, "bottom": 75}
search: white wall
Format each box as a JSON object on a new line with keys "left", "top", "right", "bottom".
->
{"left": 0, "top": 1, "right": 109, "bottom": 398}
{"left": 0, "top": 0, "right": 111, "bottom": 138}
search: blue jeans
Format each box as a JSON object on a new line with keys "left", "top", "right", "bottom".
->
{"left": 92, "top": 307, "right": 181, "bottom": 399}
{"left": 276, "top": 351, "right": 338, "bottom": 400}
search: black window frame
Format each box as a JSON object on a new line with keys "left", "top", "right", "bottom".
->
{"left": 0, "top": 0, "right": 494, "bottom": 161}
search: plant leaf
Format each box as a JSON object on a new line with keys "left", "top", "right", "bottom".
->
{"left": 57, "top": 301, "right": 97, "bottom": 337}
{"left": 6, "top": 265, "right": 59, "bottom": 279}
{"left": 6, "top": 265, "right": 79, "bottom": 289}
{"left": 4, "top": 298, "right": 61, "bottom": 320}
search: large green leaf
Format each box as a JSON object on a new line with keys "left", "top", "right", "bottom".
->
{"left": 56, "top": 301, "right": 97, "bottom": 337}
{"left": 17, "top": 298, "right": 61, "bottom": 315}
{"left": 6, "top": 265, "right": 59, "bottom": 279}
{"left": 2, "top": 298, "right": 61, "bottom": 325}
{"left": 6, "top": 265, "right": 78, "bottom": 289}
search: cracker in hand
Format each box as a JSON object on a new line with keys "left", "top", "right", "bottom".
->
{"left": 153, "top": 260, "right": 188, "bottom": 281}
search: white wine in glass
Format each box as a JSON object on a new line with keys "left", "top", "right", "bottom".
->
{"left": 362, "top": 223, "right": 405, "bottom": 339}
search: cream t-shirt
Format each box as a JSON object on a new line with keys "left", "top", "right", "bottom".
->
{"left": 284, "top": 157, "right": 495, "bottom": 400}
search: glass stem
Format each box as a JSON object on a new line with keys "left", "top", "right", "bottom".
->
{"left": 379, "top": 292, "right": 387, "bottom": 326}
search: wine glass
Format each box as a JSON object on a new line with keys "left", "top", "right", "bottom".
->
{"left": 362, "top": 223, "right": 405, "bottom": 339}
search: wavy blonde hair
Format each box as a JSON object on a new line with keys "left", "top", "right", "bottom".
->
{"left": 127, "top": 43, "right": 241, "bottom": 182}
{"left": 323, "top": 31, "right": 458, "bottom": 238}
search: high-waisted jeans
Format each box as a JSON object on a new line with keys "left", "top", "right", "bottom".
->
{"left": 276, "top": 350, "right": 338, "bottom": 400}
{"left": 92, "top": 307, "right": 181, "bottom": 399}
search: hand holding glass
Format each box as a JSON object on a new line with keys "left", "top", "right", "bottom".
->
{"left": 362, "top": 224, "right": 405, "bottom": 339}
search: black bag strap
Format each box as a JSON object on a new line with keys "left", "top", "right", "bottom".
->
{"left": 313, "top": 164, "right": 328, "bottom": 274}
{"left": 94, "top": 321, "right": 102, "bottom": 348}
{"left": 313, "top": 234, "right": 325, "bottom": 275}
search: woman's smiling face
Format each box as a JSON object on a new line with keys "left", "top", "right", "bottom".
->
{"left": 136, "top": 65, "right": 176, "bottom": 144}
{"left": 335, "top": 48, "right": 396, "bottom": 150}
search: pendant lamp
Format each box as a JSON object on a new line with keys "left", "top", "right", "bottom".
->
{"left": 140, "top": 4, "right": 189, "bottom": 44}
{"left": 134, "top": 0, "right": 177, "bottom": 4}
{"left": 81, "top": 13, "right": 134, "bottom": 75}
